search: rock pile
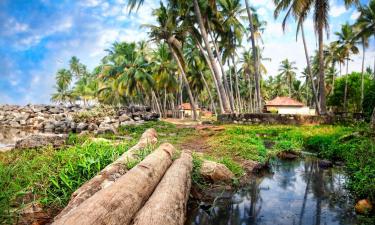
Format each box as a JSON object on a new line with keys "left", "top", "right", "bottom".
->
{"left": 0, "top": 104, "right": 159, "bottom": 134}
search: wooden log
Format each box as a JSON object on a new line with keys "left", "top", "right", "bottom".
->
{"left": 52, "top": 142, "right": 175, "bottom": 225}
{"left": 54, "top": 128, "right": 158, "bottom": 220}
{"left": 132, "top": 151, "right": 193, "bottom": 225}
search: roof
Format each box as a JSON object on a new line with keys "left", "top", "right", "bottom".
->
{"left": 179, "top": 103, "right": 200, "bottom": 110}
{"left": 265, "top": 97, "right": 305, "bottom": 107}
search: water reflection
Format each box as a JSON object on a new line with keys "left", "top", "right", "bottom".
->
{"left": 186, "top": 157, "right": 356, "bottom": 225}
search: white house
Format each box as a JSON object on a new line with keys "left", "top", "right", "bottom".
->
{"left": 265, "top": 97, "right": 314, "bottom": 115}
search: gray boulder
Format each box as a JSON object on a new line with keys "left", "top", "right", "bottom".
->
{"left": 15, "top": 133, "right": 68, "bottom": 149}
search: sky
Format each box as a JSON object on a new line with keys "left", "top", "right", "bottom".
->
{"left": 0, "top": 0, "right": 373, "bottom": 105}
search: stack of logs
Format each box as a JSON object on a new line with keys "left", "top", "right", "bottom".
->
{"left": 52, "top": 128, "right": 193, "bottom": 225}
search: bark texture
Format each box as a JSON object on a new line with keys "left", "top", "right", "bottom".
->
{"left": 132, "top": 151, "right": 193, "bottom": 225}
{"left": 53, "top": 142, "right": 175, "bottom": 225}
{"left": 371, "top": 106, "right": 375, "bottom": 130}
{"left": 54, "top": 128, "right": 158, "bottom": 221}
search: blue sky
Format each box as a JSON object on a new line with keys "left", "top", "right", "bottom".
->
{"left": 0, "top": 0, "right": 373, "bottom": 104}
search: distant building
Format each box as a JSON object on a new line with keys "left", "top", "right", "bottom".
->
{"left": 178, "top": 103, "right": 201, "bottom": 118}
{"left": 265, "top": 97, "right": 314, "bottom": 115}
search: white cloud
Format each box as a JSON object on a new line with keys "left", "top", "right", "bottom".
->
{"left": 350, "top": 11, "right": 360, "bottom": 20}
{"left": 330, "top": 0, "right": 347, "bottom": 17}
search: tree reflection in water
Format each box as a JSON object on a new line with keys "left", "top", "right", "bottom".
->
{"left": 186, "top": 156, "right": 357, "bottom": 225}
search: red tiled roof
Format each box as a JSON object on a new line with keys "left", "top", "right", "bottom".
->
{"left": 265, "top": 97, "right": 305, "bottom": 107}
{"left": 179, "top": 103, "right": 200, "bottom": 110}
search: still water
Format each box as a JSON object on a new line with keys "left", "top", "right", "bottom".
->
{"left": 186, "top": 157, "right": 356, "bottom": 225}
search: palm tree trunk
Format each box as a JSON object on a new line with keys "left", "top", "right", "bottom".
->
{"left": 344, "top": 58, "right": 349, "bottom": 113}
{"left": 168, "top": 43, "right": 198, "bottom": 120}
{"left": 360, "top": 38, "right": 366, "bottom": 113}
{"left": 208, "top": 29, "right": 235, "bottom": 112}
{"left": 163, "top": 89, "right": 167, "bottom": 118}
{"left": 245, "top": 70, "right": 253, "bottom": 112}
{"left": 288, "top": 75, "right": 292, "bottom": 97}
{"left": 301, "top": 24, "right": 320, "bottom": 114}
{"left": 228, "top": 59, "right": 235, "bottom": 112}
{"left": 332, "top": 61, "right": 336, "bottom": 94}
{"left": 232, "top": 55, "right": 242, "bottom": 112}
{"left": 200, "top": 71, "right": 217, "bottom": 115}
{"left": 244, "top": 0, "right": 262, "bottom": 113}
{"left": 193, "top": 0, "right": 231, "bottom": 113}
{"left": 194, "top": 40, "right": 225, "bottom": 113}
{"left": 371, "top": 106, "right": 375, "bottom": 130}
{"left": 318, "top": 28, "right": 327, "bottom": 114}
{"left": 151, "top": 90, "right": 162, "bottom": 116}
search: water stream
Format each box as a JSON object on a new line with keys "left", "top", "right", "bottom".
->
{"left": 186, "top": 156, "right": 357, "bottom": 225}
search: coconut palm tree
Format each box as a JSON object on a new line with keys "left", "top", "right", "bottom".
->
{"left": 278, "top": 59, "right": 297, "bottom": 98}
{"left": 356, "top": 0, "right": 375, "bottom": 112}
{"left": 147, "top": 3, "right": 198, "bottom": 120}
{"left": 335, "top": 23, "right": 360, "bottom": 113}
{"left": 244, "top": 0, "right": 262, "bottom": 112}
{"left": 273, "top": 0, "right": 359, "bottom": 114}
{"left": 55, "top": 69, "right": 72, "bottom": 90}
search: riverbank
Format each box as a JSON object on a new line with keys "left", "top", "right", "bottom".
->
{"left": 0, "top": 121, "right": 374, "bottom": 224}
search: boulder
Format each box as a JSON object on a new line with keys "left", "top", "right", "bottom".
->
{"left": 318, "top": 159, "right": 333, "bottom": 168}
{"left": 277, "top": 151, "right": 299, "bottom": 160}
{"left": 200, "top": 160, "right": 234, "bottom": 183}
{"left": 88, "top": 123, "right": 98, "bottom": 131}
{"left": 355, "top": 199, "right": 373, "bottom": 214}
{"left": 95, "top": 125, "right": 116, "bottom": 135}
{"left": 242, "top": 159, "right": 263, "bottom": 173}
{"left": 18, "top": 203, "right": 51, "bottom": 225}
{"left": 15, "top": 133, "right": 68, "bottom": 149}
{"left": 118, "top": 114, "right": 131, "bottom": 122}
{"left": 76, "top": 122, "right": 88, "bottom": 133}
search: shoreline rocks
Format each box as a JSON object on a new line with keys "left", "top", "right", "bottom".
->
{"left": 0, "top": 104, "right": 159, "bottom": 134}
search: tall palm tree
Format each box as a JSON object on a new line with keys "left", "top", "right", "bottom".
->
{"left": 147, "top": 3, "right": 198, "bottom": 120}
{"left": 278, "top": 59, "right": 297, "bottom": 97}
{"left": 273, "top": 0, "right": 321, "bottom": 114}
{"left": 55, "top": 69, "right": 72, "bottom": 90}
{"left": 335, "top": 23, "right": 359, "bottom": 113}
{"left": 274, "top": 0, "right": 359, "bottom": 114}
{"left": 356, "top": 0, "right": 375, "bottom": 112}
{"left": 244, "top": 0, "right": 262, "bottom": 112}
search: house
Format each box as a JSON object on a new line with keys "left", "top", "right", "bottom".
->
{"left": 178, "top": 103, "right": 201, "bottom": 118}
{"left": 265, "top": 97, "right": 314, "bottom": 115}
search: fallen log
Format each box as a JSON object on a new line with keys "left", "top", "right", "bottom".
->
{"left": 52, "top": 142, "right": 175, "bottom": 225}
{"left": 54, "top": 128, "right": 158, "bottom": 220}
{"left": 132, "top": 151, "right": 193, "bottom": 225}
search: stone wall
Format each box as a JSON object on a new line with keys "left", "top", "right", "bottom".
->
{"left": 218, "top": 113, "right": 334, "bottom": 125}
{"left": 0, "top": 104, "right": 159, "bottom": 133}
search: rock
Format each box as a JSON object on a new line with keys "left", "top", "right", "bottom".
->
{"left": 88, "top": 123, "right": 98, "bottom": 131}
{"left": 18, "top": 203, "right": 51, "bottom": 225}
{"left": 318, "top": 159, "right": 333, "bottom": 168}
{"left": 95, "top": 126, "right": 116, "bottom": 135}
{"left": 76, "top": 122, "right": 88, "bottom": 133}
{"left": 200, "top": 160, "right": 234, "bottom": 183}
{"left": 277, "top": 151, "right": 299, "bottom": 160}
{"left": 15, "top": 133, "right": 68, "bottom": 149}
{"left": 242, "top": 160, "right": 263, "bottom": 173}
{"left": 119, "top": 114, "right": 131, "bottom": 122}
{"left": 120, "top": 121, "right": 138, "bottom": 126}
{"left": 78, "top": 130, "right": 90, "bottom": 137}
{"left": 355, "top": 199, "right": 373, "bottom": 214}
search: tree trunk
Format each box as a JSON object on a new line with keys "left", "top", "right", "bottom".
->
{"left": 332, "top": 61, "right": 336, "bottom": 94}
{"left": 132, "top": 151, "right": 193, "bottom": 225}
{"left": 208, "top": 29, "right": 235, "bottom": 112}
{"left": 371, "top": 106, "right": 375, "bottom": 130}
{"left": 195, "top": 41, "right": 225, "bottom": 113}
{"left": 152, "top": 91, "right": 162, "bottom": 117}
{"left": 301, "top": 24, "right": 320, "bottom": 114}
{"left": 163, "top": 89, "right": 167, "bottom": 118}
{"left": 54, "top": 129, "right": 158, "bottom": 220}
{"left": 232, "top": 55, "right": 242, "bottom": 112}
{"left": 193, "top": 0, "right": 231, "bottom": 113}
{"left": 344, "top": 58, "right": 349, "bottom": 113}
{"left": 245, "top": 70, "right": 253, "bottom": 113}
{"left": 53, "top": 136, "right": 175, "bottom": 225}
{"left": 318, "top": 27, "right": 327, "bottom": 114}
{"left": 361, "top": 38, "right": 366, "bottom": 112}
{"left": 200, "top": 71, "right": 217, "bottom": 115}
{"left": 288, "top": 75, "right": 292, "bottom": 97}
{"left": 244, "top": 0, "right": 262, "bottom": 113}
{"left": 168, "top": 43, "right": 198, "bottom": 120}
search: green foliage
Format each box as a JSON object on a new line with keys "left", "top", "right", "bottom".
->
{"left": 328, "top": 72, "right": 373, "bottom": 112}
{"left": 191, "top": 153, "right": 207, "bottom": 188}
{"left": 125, "top": 145, "right": 154, "bottom": 170}
{"left": 218, "top": 157, "right": 244, "bottom": 177}
{"left": 363, "top": 80, "right": 375, "bottom": 121}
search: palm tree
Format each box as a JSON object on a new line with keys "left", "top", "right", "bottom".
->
{"left": 356, "top": 0, "right": 375, "bottom": 112}
{"left": 274, "top": 0, "right": 359, "bottom": 114}
{"left": 273, "top": 0, "right": 321, "bottom": 114}
{"left": 55, "top": 69, "right": 72, "bottom": 90}
{"left": 278, "top": 59, "right": 297, "bottom": 97}
{"left": 335, "top": 23, "right": 359, "bottom": 113}
{"left": 147, "top": 3, "right": 198, "bottom": 120}
{"left": 244, "top": 0, "right": 262, "bottom": 112}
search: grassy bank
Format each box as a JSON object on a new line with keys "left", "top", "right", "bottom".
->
{"left": 0, "top": 121, "right": 192, "bottom": 223}
{"left": 206, "top": 124, "right": 375, "bottom": 203}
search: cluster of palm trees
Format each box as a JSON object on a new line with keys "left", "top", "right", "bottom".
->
{"left": 51, "top": 0, "right": 375, "bottom": 122}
